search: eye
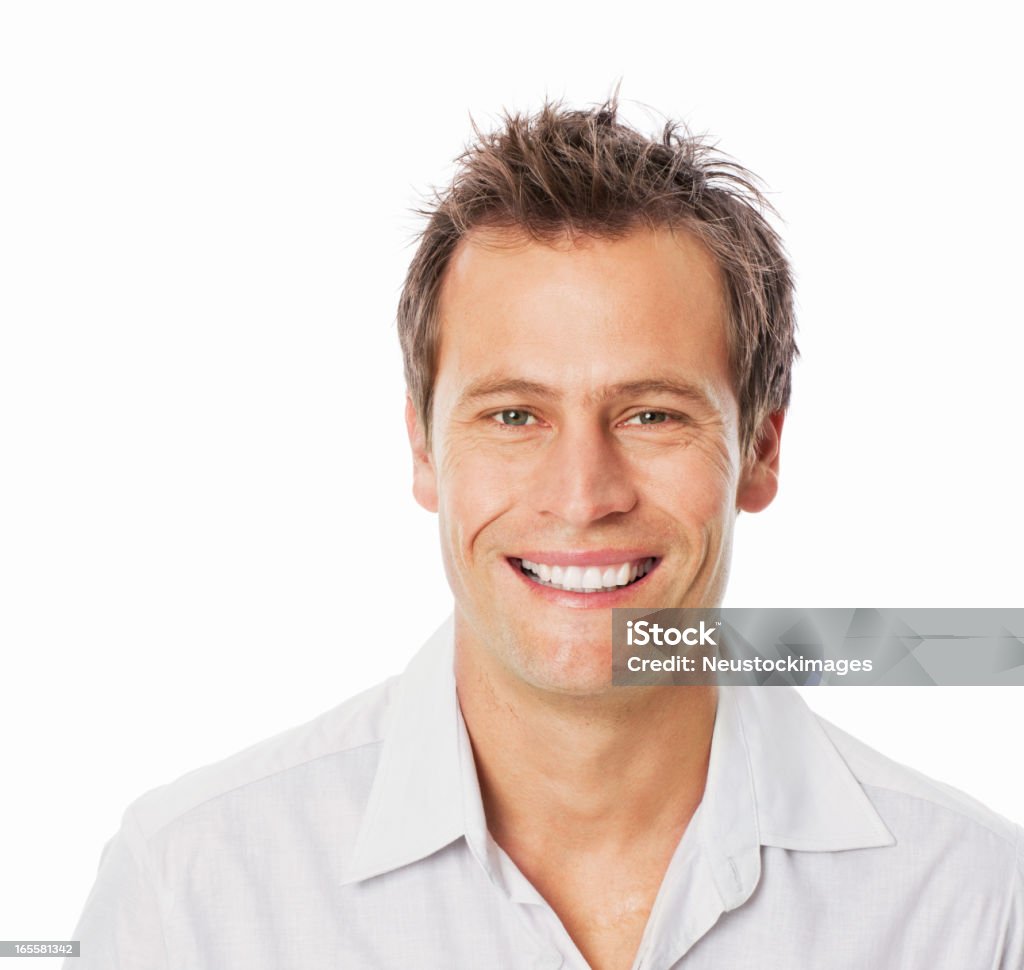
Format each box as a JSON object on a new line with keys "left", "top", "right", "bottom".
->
{"left": 624, "top": 410, "right": 673, "bottom": 426}
{"left": 491, "top": 409, "right": 537, "bottom": 427}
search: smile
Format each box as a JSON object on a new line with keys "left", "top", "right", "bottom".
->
{"left": 512, "top": 557, "right": 656, "bottom": 594}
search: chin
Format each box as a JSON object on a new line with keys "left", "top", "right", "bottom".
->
{"left": 502, "top": 631, "right": 615, "bottom": 696}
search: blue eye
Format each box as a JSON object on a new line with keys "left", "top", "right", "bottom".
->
{"left": 493, "top": 409, "right": 536, "bottom": 426}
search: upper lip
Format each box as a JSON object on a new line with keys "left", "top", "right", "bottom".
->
{"left": 509, "top": 549, "right": 657, "bottom": 567}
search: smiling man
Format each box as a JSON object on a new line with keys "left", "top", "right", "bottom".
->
{"left": 415, "top": 227, "right": 777, "bottom": 696}
{"left": 68, "top": 99, "right": 1022, "bottom": 970}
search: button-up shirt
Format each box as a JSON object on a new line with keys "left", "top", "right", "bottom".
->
{"left": 67, "top": 617, "right": 1024, "bottom": 969}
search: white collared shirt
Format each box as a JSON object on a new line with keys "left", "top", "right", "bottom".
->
{"left": 68, "top": 618, "right": 1024, "bottom": 969}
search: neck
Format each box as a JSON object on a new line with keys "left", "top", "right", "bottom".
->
{"left": 455, "top": 628, "right": 717, "bottom": 855}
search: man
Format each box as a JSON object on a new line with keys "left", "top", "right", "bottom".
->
{"left": 68, "top": 99, "right": 1022, "bottom": 969}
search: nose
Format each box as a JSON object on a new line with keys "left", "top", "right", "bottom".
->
{"left": 530, "top": 420, "right": 639, "bottom": 527}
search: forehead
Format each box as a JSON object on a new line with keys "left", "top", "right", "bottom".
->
{"left": 434, "top": 226, "right": 733, "bottom": 402}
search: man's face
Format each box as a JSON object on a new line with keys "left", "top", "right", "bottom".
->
{"left": 407, "top": 227, "right": 781, "bottom": 696}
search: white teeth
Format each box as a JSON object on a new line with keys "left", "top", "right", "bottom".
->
{"left": 517, "top": 557, "right": 655, "bottom": 593}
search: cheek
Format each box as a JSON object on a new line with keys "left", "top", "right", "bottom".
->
{"left": 643, "top": 440, "right": 739, "bottom": 526}
{"left": 437, "top": 442, "right": 520, "bottom": 563}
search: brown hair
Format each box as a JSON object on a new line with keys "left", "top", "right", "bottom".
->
{"left": 397, "top": 96, "right": 797, "bottom": 461}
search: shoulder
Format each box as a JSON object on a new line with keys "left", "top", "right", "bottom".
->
{"left": 71, "top": 674, "right": 402, "bottom": 967}
{"left": 125, "top": 674, "right": 398, "bottom": 843}
{"left": 817, "top": 712, "right": 1020, "bottom": 842}
{"left": 815, "top": 711, "right": 1024, "bottom": 883}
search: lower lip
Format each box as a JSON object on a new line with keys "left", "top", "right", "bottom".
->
{"left": 505, "top": 557, "right": 658, "bottom": 609}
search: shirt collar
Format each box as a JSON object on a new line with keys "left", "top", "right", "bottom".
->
{"left": 728, "top": 685, "right": 895, "bottom": 854}
{"left": 341, "top": 617, "right": 894, "bottom": 887}
{"left": 341, "top": 616, "right": 463, "bottom": 885}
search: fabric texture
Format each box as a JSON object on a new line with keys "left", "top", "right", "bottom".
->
{"left": 66, "top": 616, "right": 1024, "bottom": 969}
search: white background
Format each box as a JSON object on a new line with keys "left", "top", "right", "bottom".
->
{"left": 1, "top": 1, "right": 1021, "bottom": 959}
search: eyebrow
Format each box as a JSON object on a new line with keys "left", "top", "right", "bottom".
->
{"left": 456, "top": 376, "right": 716, "bottom": 410}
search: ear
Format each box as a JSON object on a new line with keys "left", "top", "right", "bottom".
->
{"left": 737, "top": 411, "right": 784, "bottom": 514}
{"left": 405, "top": 395, "right": 438, "bottom": 513}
